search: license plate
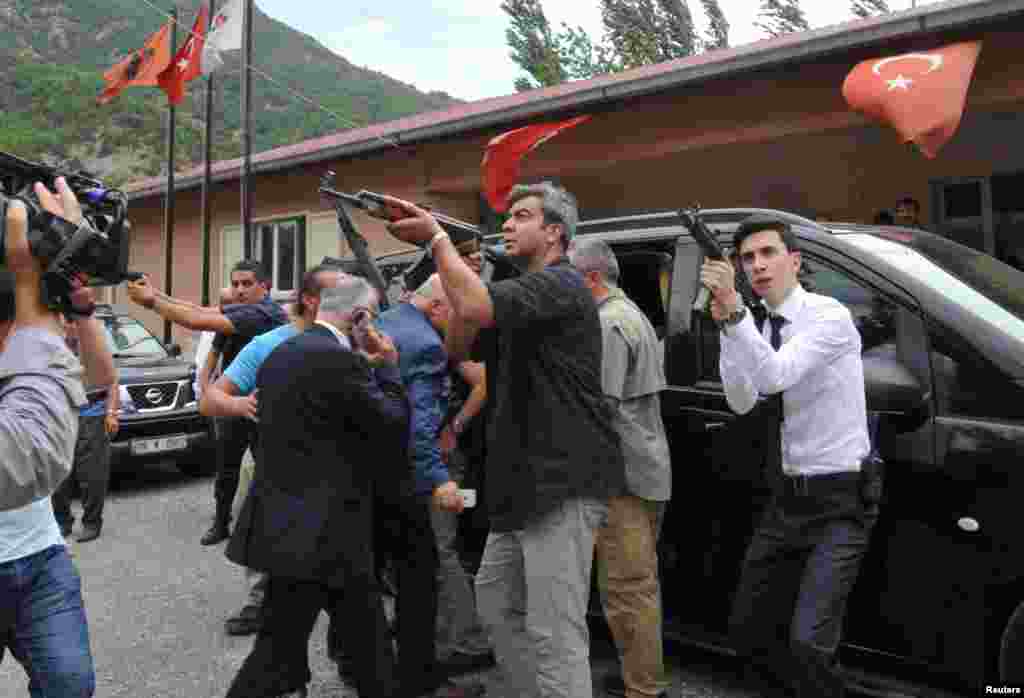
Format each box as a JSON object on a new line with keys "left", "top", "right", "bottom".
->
{"left": 131, "top": 434, "right": 188, "bottom": 456}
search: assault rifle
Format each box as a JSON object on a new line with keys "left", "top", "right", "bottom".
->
{"left": 678, "top": 206, "right": 763, "bottom": 324}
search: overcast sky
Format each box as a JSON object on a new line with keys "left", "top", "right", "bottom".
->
{"left": 251, "top": 0, "right": 926, "bottom": 102}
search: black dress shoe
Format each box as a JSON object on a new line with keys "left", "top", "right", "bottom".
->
{"left": 224, "top": 604, "right": 263, "bottom": 636}
{"left": 439, "top": 650, "right": 497, "bottom": 677}
{"left": 76, "top": 525, "right": 101, "bottom": 543}
{"left": 200, "top": 522, "right": 230, "bottom": 546}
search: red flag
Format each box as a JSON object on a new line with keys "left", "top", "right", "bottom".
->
{"left": 842, "top": 41, "right": 982, "bottom": 158}
{"left": 482, "top": 115, "right": 591, "bottom": 212}
{"left": 98, "top": 22, "right": 174, "bottom": 104}
{"left": 158, "top": 5, "right": 209, "bottom": 105}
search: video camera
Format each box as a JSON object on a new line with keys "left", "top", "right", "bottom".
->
{"left": 0, "top": 151, "right": 140, "bottom": 312}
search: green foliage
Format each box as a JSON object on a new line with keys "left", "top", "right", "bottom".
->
{"left": 851, "top": 0, "right": 891, "bottom": 19}
{"left": 700, "top": 0, "right": 730, "bottom": 49}
{"left": 0, "top": 1, "right": 460, "bottom": 184}
{"left": 503, "top": 0, "right": 717, "bottom": 91}
{"left": 502, "top": 0, "right": 569, "bottom": 90}
{"left": 755, "top": 0, "right": 810, "bottom": 38}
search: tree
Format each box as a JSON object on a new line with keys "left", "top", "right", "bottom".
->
{"left": 501, "top": 0, "right": 568, "bottom": 91}
{"left": 755, "top": 0, "right": 810, "bottom": 38}
{"left": 851, "top": 0, "right": 891, "bottom": 18}
{"left": 700, "top": 0, "right": 730, "bottom": 49}
{"left": 600, "top": 0, "right": 698, "bottom": 69}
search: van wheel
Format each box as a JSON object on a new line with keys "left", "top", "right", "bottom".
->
{"left": 999, "top": 601, "right": 1024, "bottom": 682}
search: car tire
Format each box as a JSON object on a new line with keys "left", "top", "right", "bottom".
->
{"left": 999, "top": 600, "right": 1024, "bottom": 682}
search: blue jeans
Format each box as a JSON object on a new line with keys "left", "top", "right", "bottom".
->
{"left": 0, "top": 545, "right": 95, "bottom": 697}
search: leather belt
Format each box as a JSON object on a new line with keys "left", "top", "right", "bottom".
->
{"left": 779, "top": 470, "right": 860, "bottom": 497}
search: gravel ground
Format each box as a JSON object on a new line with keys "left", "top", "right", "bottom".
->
{"left": 0, "top": 460, "right": 764, "bottom": 698}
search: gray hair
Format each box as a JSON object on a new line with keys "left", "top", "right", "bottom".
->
{"left": 567, "top": 237, "right": 620, "bottom": 284}
{"left": 507, "top": 181, "right": 579, "bottom": 244}
{"left": 318, "top": 276, "right": 376, "bottom": 316}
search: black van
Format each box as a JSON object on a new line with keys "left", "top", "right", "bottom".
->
{"left": 358, "top": 209, "right": 1024, "bottom": 695}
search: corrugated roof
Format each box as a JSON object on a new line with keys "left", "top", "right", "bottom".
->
{"left": 127, "top": 0, "right": 1024, "bottom": 199}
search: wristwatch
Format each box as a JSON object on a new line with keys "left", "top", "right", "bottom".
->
{"left": 719, "top": 305, "right": 747, "bottom": 332}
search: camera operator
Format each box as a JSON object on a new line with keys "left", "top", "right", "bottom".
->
{"left": 126, "top": 262, "right": 287, "bottom": 546}
{"left": 380, "top": 184, "right": 623, "bottom": 698}
{"left": 1, "top": 178, "right": 117, "bottom": 697}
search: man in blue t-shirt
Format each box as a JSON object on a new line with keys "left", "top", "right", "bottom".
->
{"left": 199, "top": 264, "right": 349, "bottom": 637}
{"left": 127, "top": 260, "right": 288, "bottom": 546}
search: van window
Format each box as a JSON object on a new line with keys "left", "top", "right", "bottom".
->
{"left": 927, "top": 321, "right": 1024, "bottom": 420}
{"left": 609, "top": 248, "right": 674, "bottom": 337}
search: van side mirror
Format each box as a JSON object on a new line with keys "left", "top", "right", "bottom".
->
{"left": 165, "top": 342, "right": 182, "bottom": 357}
{"left": 863, "top": 352, "right": 929, "bottom": 432}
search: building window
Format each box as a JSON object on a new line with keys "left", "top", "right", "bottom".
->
{"left": 253, "top": 217, "right": 306, "bottom": 293}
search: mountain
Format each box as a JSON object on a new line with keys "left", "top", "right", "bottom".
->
{"left": 0, "top": 0, "right": 462, "bottom": 186}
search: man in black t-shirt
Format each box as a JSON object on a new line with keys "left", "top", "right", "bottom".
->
{"left": 382, "top": 183, "right": 624, "bottom": 698}
{"left": 127, "top": 260, "right": 287, "bottom": 545}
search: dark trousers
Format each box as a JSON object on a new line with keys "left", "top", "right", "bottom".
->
{"left": 728, "top": 477, "right": 878, "bottom": 698}
{"left": 53, "top": 415, "right": 111, "bottom": 530}
{"left": 374, "top": 493, "right": 441, "bottom": 697}
{"left": 226, "top": 574, "right": 396, "bottom": 698}
{"left": 214, "top": 417, "right": 256, "bottom": 526}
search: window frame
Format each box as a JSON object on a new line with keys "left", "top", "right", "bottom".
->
{"left": 252, "top": 215, "right": 307, "bottom": 294}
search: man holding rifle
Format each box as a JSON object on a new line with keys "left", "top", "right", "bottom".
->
{"left": 700, "top": 213, "right": 879, "bottom": 698}
{"left": 380, "top": 183, "right": 623, "bottom": 698}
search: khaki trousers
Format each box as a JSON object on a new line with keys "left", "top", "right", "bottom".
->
{"left": 595, "top": 495, "right": 670, "bottom": 698}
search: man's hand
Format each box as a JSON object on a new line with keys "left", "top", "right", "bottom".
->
{"left": 235, "top": 391, "right": 259, "bottom": 422}
{"left": 700, "top": 260, "right": 740, "bottom": 313}
{"left": 35, "top": 177, "right": 84, "bottom": 225}
{"left": 433, "top": 480, "right": 464, "bottom": 513}
{"left": 104, "top": 413, "right": 119, "bottom": 436}
{"left": 3, "top": 200, "right": 37, "bottom": 274}
{"left": 359, "top": 325, "right": 398, "bottom": 367}
{"left": 378, "top": 195, "right": 446, "bottom": 247}
{"left": 126, "top": 276, "right": 157, "bottom": 309}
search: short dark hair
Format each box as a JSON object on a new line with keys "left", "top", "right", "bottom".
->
{"left": 733, "top": 214, "right": 798, "bottom": 254}
{"left": 231, "top": 259, "right": 271, "bottom": 284}
{"left": 0, "top": 270, "right": 14, "bottom": 324}
{"left": 296, "top": 264, "right": 342, "bottom": 317}
{"left": 874, "top": 210, "right": 895, "bottom": 225}
{"left": 896, "top": 197, "right": 921, "bottom": 213}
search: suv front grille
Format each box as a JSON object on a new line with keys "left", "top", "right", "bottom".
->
{"left": 127, "top": 382, "right": 182, "bottom": 411}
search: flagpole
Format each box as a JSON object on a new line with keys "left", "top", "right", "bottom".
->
{"left": 162, "top": 6, "right": 178, "bottom": 345}
{"left": 200, "top": 0, "right": 216, "bottom": 307}
{"left": 240, "top": 0, "right": 254, "bottom": 259}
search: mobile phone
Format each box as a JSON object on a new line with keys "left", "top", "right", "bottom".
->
{"left": 354, "top": 190, "right": 408, "bottom": 223}
{"left": 458, "top": 489, "right": 477, "bottom": 508}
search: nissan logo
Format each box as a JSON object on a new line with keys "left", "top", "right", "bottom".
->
{"left": 144, "top": 388, "right": 164, "bottom": 405}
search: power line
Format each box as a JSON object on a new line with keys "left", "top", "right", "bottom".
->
{"left": 129, "top": 0, "right": 403, "bottom": 151}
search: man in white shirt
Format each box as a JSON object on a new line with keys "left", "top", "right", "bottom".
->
{"left": 700, "top": 214, "right": 879, "bottom": 698}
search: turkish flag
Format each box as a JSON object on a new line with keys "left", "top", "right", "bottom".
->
{"left": 482, "top": 115, "right": 591, "bottom": 212}
{"left": 158, "top": 5, "right": 209, "bottom": 105}
{"left": 98, "top": 21, "right": 174, "bottom": 104}
{"left": 842, "top": 41, "right": 982, "bottom": 158}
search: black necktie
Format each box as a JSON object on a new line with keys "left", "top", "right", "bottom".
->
{"left": 758, "top": 313, "right": 787, "bottom": 485}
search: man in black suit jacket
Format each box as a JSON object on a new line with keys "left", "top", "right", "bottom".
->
{"left": 224, "top": 277, "right": 407, "bottom": 698}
